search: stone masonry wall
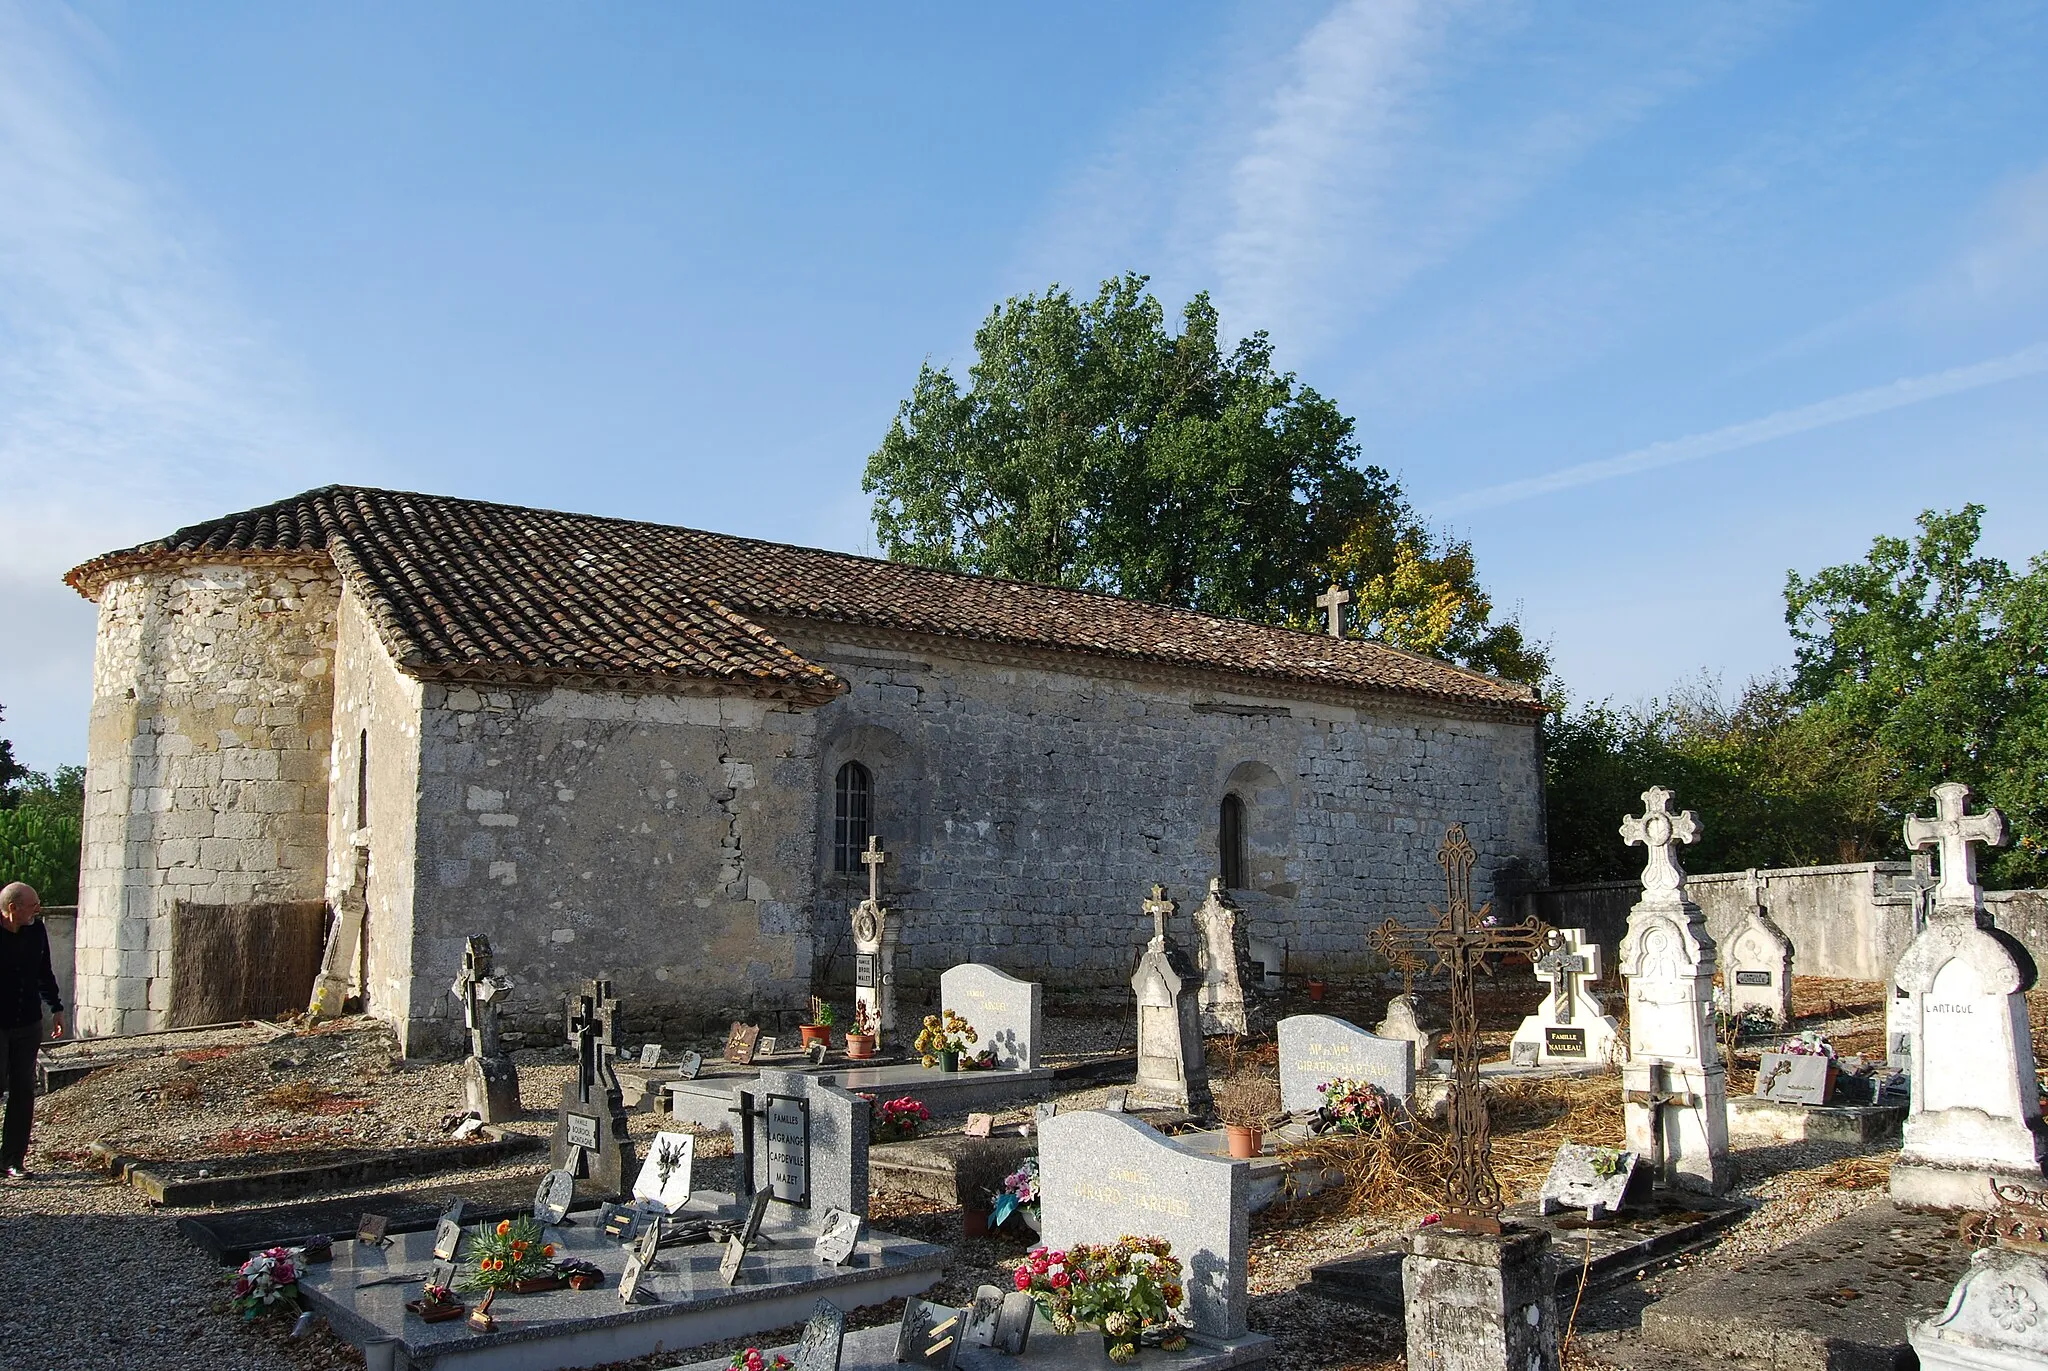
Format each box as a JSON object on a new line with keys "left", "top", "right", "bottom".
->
{"left": 401, "top": 681, "right": 822, "bottom": 1055}
{"left": 785, "top": 631, "right": 1548, "bottom": 995}
{"left": 76, "top": 562, "right": 339, "bottom": 1035}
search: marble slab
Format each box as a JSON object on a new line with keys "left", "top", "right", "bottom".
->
{"left": 296, "top": 1193, "right": 944, "bottom": 1371}
{"left": 666, "top": 1063, "right": 1053, "bottom": 1133}
{"left": 666, "top": 1318, "right": 1275, "bottom": 1369}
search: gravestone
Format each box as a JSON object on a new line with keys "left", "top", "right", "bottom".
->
{"left": 1890, "top": 783, "right": 2048, "bottom": 1211}
{"left": 851, "top": 836, "right": 901, "bottom": 1040}
{"left": 1129, "top": 885, "right": 1212, "bottom": 1113}
{"left": 1191, "top": 877, "right": 1258, "bottom": 1037}
{"left": 1278, "top": 1014, "right": 1414, "bottom": 1113}
{"left": 1756, "top": 1053, "right": 1833, "bottom": 1106}
{"left": 1037, "top": 1109, "right": 1252, "bottom": 1343}
{"left": 737, "top": 1068, "right": 871, "bottom": 1233}
{"left": 638, "top": 1043, "right": 662, "bottom": 1068}
{"left": 450, "top": 935, "right": 520, "bottom": 1123}
{"left": 939, "top": 963, "right": 1041, "bottom": 1070}
{"left": 724, "top": 1022, "right": 761, "bottom": 1064}
{"left": 1373, "top": 994, "right": 1439, "bottom": 1079}
{"left": 1724, "top": 869, "right": 1796, "bottom": 1026}
{"left": 550, "top": 979, "right": 636, "bottom": 1197}
{"left": 1617, "top": 787, "right": 1730, "bottom": 1196}
{"left": 1537, "top": 1143, "right": 1639, "bottom": 1221}
{"left": 1884, "top": 855, "right": 1939, "bottom": 1067}
{"left": 1910, "top": 1245, "right": 2048, "bottom": 1369}
{"left": 1509, "top": 927, "right": 1621, "bottom": 1068}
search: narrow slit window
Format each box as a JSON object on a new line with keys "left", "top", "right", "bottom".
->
{"left": 1220, "top": 793, "right": 1246, "bottom": 890}
{"left": 357, "top": 729, "right": 369, "bottom": 830}
{"left": 834, "top": 761, "right": 872, "bottom": 873}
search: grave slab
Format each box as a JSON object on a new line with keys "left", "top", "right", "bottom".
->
{"left": 38, "top": 1020, "right": 292, "bottom": 1092}
{"left": 1307, "top": 1193, "right": 1749, "bottom": 1316}
{"left": 666, "top": 1318, "right": 1275, "bottom": 1370}
{"left": 1600, "top": 1202, "right": 1972, "bottom": 1371}
{"left": 296, "top": 1194, "right": 945, "bottom": 1371}
{"left": 122, "top": 1134, "right": 544, "bottom": 1207}
{"left": 1728, "top": 1095, "right": 1906, "bottom": 1144}
{"left": 666, "top": 1062, "right": 1053, "bottom": 1133}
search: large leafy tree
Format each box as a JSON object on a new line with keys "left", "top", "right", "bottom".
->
{"left": 864, "top": 273, "right": 1541, "bottom": 677}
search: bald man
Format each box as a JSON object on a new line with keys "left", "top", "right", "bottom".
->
{"left": 0, "top": 882, "right": 64, "bottom": 1180}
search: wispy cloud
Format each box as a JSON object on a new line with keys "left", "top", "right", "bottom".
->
{"left": 1430, "top": 342, "right": 2048, "bottom": 515}
{"left": 0, "top": 1, "right": 361, "bottom": 762}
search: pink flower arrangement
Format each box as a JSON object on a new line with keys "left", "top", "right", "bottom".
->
{"left": 1316, "top": 1077, "right": 1392, "bottom": 1134}
{"left": 727, "top": 1349, "right": 792, "bottom": 1371}
{"left": 228, "top": 1246, "right": 302, "bottom": 1320}
{"left": 1013, "top": 1238, "right": 1188, "bottom": 1363}
{"left": 861, "top": 1093, "right": 932, "bottom": 1142}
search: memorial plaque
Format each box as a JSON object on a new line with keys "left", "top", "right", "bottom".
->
{"left": 766, "top": 1094, "right": 811, "bottom": 1205}
{"left": 992, "top": 1291, "right": 1036, "bottom": 1356}
{"left": 718, "top": 1233, "right": 748, "bottom": 1286}
{"left": 533, "top": 1169, "right": 575, "bottom": 1226}
{"left": 1034, "top": 1101, "right": 1057, "bottom": 1128}
{"left": 738, "top": 1187, "right": 773, "bottom": 1248}
{"left": 758, "top": 1035, "right": 779, "bottom": 1057}
{"left": 633, "top": 1132, "right": 696, "bottom": 1212}
{"left": 431, "top": 1214, "right": 464, "bottom": 1262}
{"left": 1757, "top": 1051, "right": 1834, "bottom": 1106}
{"left": 599, "top": 1202, "right": 638, "bottom": 1241}
{"left": 676, "top": 1050, "right": 704, "bottom": 1080}
{"left": 895, "top": 1297, "right": 965, "bottom": 1368}
{"left": 1537, "top": 1143, "right": 1640, "bottom": 1220}
{"left": 962, "top": 1286, "right": 1003, "bottom": 1347}
{"left": 794, "top": 1299, "right": 848, "bottom": 1371}
{"left": 806, "top": 1041, "right": 829, "bottom": 1065}
{"left": 355, "top": 1213, "right": 390, "bottom": 1246}
{"left": 813, "top": 1208, "right": 863, "bottom": 1265}
{"left": 619, "top": 1251, "right": 650, "bottom": 1303}
{"left": 1103, "top": 1088, "right": 1128, "bottom": 1113}
{"left": 855, "top": 954, "right": 876, "bottom": 989}
{"left": 638, "top": 1043, "right": 663, "bottom": 1067}
{"left": 564, "top": 1112, "right": 600, "bottom": 1151}
{"left": 963, "top": 1112, "right": 993, "bottom": 1139}
{"left": 725, "top": 1022, "right": 761, "bottom": 1065}
{"left": 1544, "top": 1026, "right": 1588, "bottom": 1059}
{"left": 428, "top": 1259, "right": 457, "bottom": 1293}
{"left": 1735, "top": 970, "right": 1773, "bottom": 987}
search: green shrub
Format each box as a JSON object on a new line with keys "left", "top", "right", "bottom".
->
{"left": 0, "top": 807, "right": 82, "bottom": 905}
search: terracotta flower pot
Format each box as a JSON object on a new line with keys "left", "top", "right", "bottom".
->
{"left": 800, "top": 1024, "right": 832, "bottom": 1049}
{"left": 1224, "top": 1123, "right": 1264, "bottom": 1159}
{"left": 844, "top": 1033, "right": 876, "bottom": 1060}
{"left": 1306, "top": 978, "right": 1328, "bottom": 1002}
{"left": 963, "top": 1207, "right": 991, "bottom": 1240}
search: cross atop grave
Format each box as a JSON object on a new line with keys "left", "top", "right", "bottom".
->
{"left": 1620, "top": 786, "right": 1702, "bottom": 903}
{"left": 566, "top": 979, "right": 622, "bottom": 1107}
{"left": 1885, "top": 852, "right": 1941, "bottom": 937}
{"left": 1904, "top": 781, "right": 2007, "bottom": 911}
{"left": 1372, "top": 823, "right": 1551, "bottom": 1233}
{"left": 1534, "top": 927, "right": 1595, "bottom": 1026}
{"left": 860, "top": 834, "right": 889, "bottom": 906}
{"left": 451, "top": 935, "right": 513, "bottom": 1058}
{"left": 1315, "top": 583, "right": 1350, "bottom": 638}
{"left": 1370, "top": 919, "right": 1428, "bottom": 998}
{"left": 1743, "top": 867, "right": 1767, "bottom": 912}
{"left": 1143, "top": 883, "right": 1177, "bottom": 948}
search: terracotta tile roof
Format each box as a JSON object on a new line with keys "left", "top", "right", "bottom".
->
{"left": 66, "top": 486, "right": 1544, "bottom": 716}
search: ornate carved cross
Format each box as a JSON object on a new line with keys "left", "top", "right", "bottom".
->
{"left": 1143, "top": 884, "right": 1177, "bottom": 946}
{"left": 1315, "top": 583, "right": 1350, "bottom": 638}
{"left": 1885, "top": 852, "right": 1940, "bottom": 936}
{"left": 1620, "top": 786, "right": 1702, "bottom": 902}
{"left": 861, "top": 835, "right": 889, "bottom": 906}
{"left": 1371, "top": 823, "right": 1550, "bottom": 1233}
{"left": 1904, "top": 782, "right": 2006, "bottom": 911}
{"left": 1533, "top": 928, "right": 1591, "bottom": 1026}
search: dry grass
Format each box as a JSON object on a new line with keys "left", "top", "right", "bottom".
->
{"left": 159, "top": 1074, "right": 203, "bottom": 1104}
{"left": 1278, "top": 1071, "right": 1625, "bottom": 1220}
{"left": 256, "top": 1080, "right": 361, "bottom": 1114}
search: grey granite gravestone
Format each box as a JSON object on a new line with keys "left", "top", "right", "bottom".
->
{"left": 552, "top": 979, "right": 635, "bottom": 1197}
{"left": 1537, "top": 1143, "right": 1639, "bottom": 1220}
{"left": 738, "top": 1069, "right": 871, "bottom": 1233}
{"left": 533, "top": 1169, "right": 575, "bottom": 1225}
{"left": 940, "top": 964, "right": 1042, "bottom": 1070}
{"left": 1038, "top": 1110, "right": 1252, "bottom": 1342}
{"left": 1278, "top": 1014, "right": 1414, "bottom": 1113}
{"left": 1130, "top": 885, "right": 1213, "bottom": 1113}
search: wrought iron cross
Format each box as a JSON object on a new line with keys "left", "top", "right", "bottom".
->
{"left": 861, "top": 835, "right": 889, "bottom": 906}
{"left": 1620, "top": 786, "right": 1701, "bottom": 902}
{"left": 1370, "top": 919, "right": 1427, "bottom": 998}
{"left": 1904, "top": 782, "right": 2006, "bottom": 911}
{"left": 1371, "top": 823, "right": 1550, "bottom": 1233}
{"left": 1533, "top": 928, "right": 1590, "bottom": 1026}
{"left": 1143, "top": 884, "right": 1177, "bottom": 946}
{"left": 1885, "top": 853, "right": 1940, "bottom": 937}
{"left": 1315, "top": 583, "right": 1350, "bottom": 638}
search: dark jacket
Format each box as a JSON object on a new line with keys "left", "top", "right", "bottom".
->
{"left": 0, "top": 918, "right": 63, "bottom": 1031}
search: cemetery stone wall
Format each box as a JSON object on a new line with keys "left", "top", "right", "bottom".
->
{"left": 76, "top": 561, "right": 339, "bottom": 1036}
{"left": 789, "top": 628, "right": 1547, "bottom": 992}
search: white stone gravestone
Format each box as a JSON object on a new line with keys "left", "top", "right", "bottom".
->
{"left": 1617, "top": 787, "right": 1730, "bottom": 1196}
{"left": 1724, "top": 869, "right": 1796, "bottom": 1026}
{"left": 939, "top": 963, "right": 1041, "bottom": 1070}
{"left": 1192, "top": 877, "right": 1256, "bottom": 1037}
{"left": 1509, "top": 927, "right": 1620, "bottom": 1068}
{"left": 1277, "top": 1013, "right": 1414, "bottom": 1112}
{"left": 1373, "top": 994, "right": 1439, "bottom": 1079}
{"left": 1890, "top": 783, "right": 2047, "bottom": 1211}
{"left": 1129, "top": 885, "right": 1212, "bottom": 1113}
{"left": 451, "top": 935, "right": 520, "bottom": 1123}
{"left": 1909, "top": 1245, "right": 2048, "bottom": 1371}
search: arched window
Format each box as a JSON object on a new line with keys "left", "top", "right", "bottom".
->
{"left": 1219, "top": 793, "right": 1246, "bottom": 890}
{"left": 833, "top": 761, "right": 873, "bottom": 873}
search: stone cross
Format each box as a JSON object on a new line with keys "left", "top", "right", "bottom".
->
{"left": 1742, "top": 867, "right": 1766, "bottom": 912}
{"left": 1315, "top": 583, "right": 1350, "bottom": 638}
{"left": 451, "top": 935, "right": 512, "bottom": 1059}
{"left": 1534, "top": 928, "right": 1592, "bottom": 1026}
{"left": 1620, "top": 786, "right": 1702, "bottom": 903}
{"left": 1885, "top": 852, "right": 1940, "bottom": 937}
{"left": 1903, "top": 781, "right": 2006, "bottom": 910}
{"left": 1143, "top": 883, "right": 1177, "bottom": 947}
{"left": 861, "top": 834, "right": 889, "bottom": 906}
{"left": 567, "top": 981, "right": 620, "bottom": 1107}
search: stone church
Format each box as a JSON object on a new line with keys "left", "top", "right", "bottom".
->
{"left": 65, "top": 486, "right": 1547, "bottom": 1053}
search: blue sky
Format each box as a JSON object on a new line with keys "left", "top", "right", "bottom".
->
{"left": 5, "top": 1, "right": 2048, "bottom": 769}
